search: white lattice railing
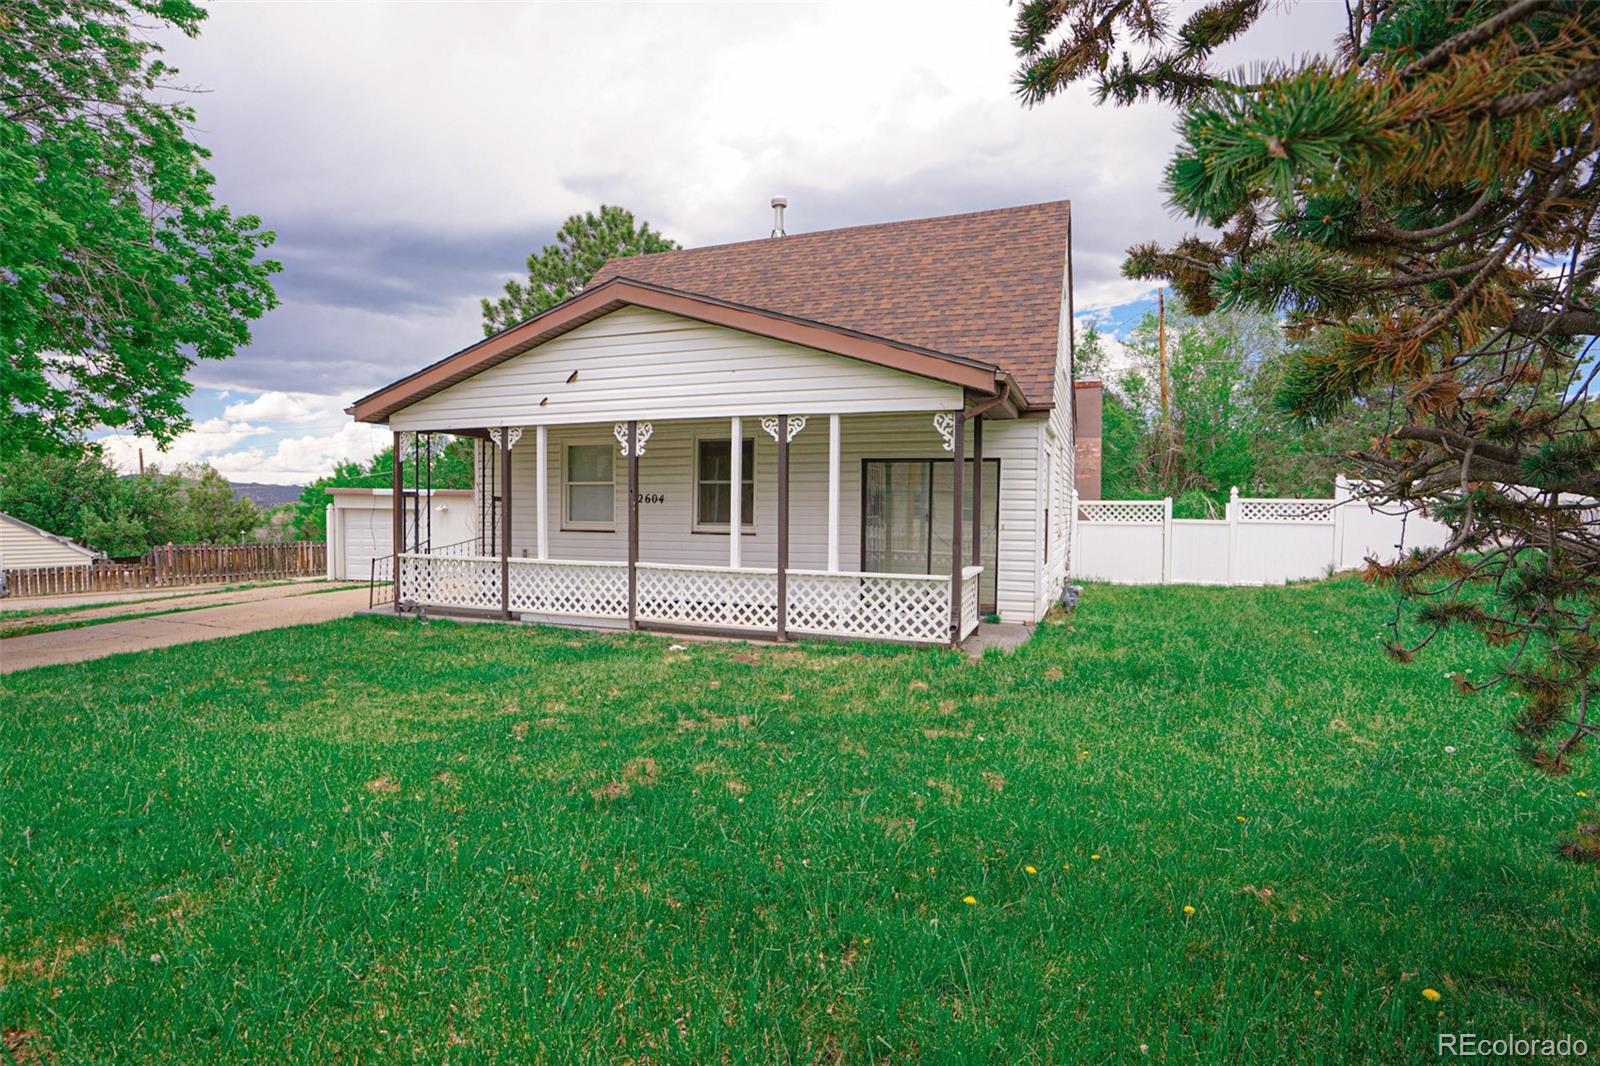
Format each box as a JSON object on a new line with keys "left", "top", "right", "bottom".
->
{"left": 398, "top": 553, "right": 501, "bottom": 611}
{"left": 400, "top": 553, "right": 976, "bottom": 644}
{"left": 508, "top": 558, "right": 629, "bottom": 619}
{"left": 398, "top": 554, "right": 629, "bottom": 618}
{"left": 789, "top": 569, "right": 959, "bottom": 644}
{"left": 636, "top": 563, "right": 778, "bottom": 630}
{"left": 960, "top": 565, "right": 981, "bottom": 639}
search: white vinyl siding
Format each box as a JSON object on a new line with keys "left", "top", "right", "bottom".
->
{"left": 0, "top": 514, "right": 99, "bottom": 570}
{"left": 389, "top": 307, "right": 963, "bottom": 431}
{"left": 1040, "top": 280, "right": 1075, "bottom": 615}
{"left": 482, "top": 413, "right": 1045, "bottom": 623}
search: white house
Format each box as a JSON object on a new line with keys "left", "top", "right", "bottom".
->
{"left": 0, "top": 511, "right": 103, "bottom": 572}
{"left": 348, "top": 201, "right": 1081, "bottom": 646}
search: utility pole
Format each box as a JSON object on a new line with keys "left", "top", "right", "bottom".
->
{"left": 1157, "top": 288, "right": 1172, "bottom": 483}
{"left": 138, "top": 448, "right": 144, "bottom": 476}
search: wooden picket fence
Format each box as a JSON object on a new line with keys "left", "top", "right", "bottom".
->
{"left": 3, "top": 541, "right": 327, "bottom": 599}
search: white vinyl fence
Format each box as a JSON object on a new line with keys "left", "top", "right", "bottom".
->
{"left": 1071, "top": 478, "right": 1454, "bottom": 586}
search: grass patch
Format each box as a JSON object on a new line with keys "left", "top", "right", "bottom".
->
{"left": 1, "top": 578, "right": 1596, "bottom": 1061}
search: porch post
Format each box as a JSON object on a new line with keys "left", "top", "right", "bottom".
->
{"left": 535, "top": 425, "right": 548, "bottom": 560}
{"left": 729, "top": 416, "right": 742, "bottom": 568}
{"left": 500, "top": 426, "right": 512, "bottom": 621}
{"left": 949, "top": 410, "right": 966, "bottom": 646}
{"left": 971, "top": 415, "right": 983, "bottom": 569}
{"left": 391, "top": 429, "right": 403, "bottom": 614}
{"left": 827, "top": 414, "right": 841, "bottom": 571}
{"left": 776, "top": 414, "right": 789, "bottom": 641}
{"left": 627, "top": 420, "right": 639, "bottom": 629}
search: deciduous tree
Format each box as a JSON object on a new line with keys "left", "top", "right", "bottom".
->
{"left": 2, "top": 0, "right": 281, "bottom": 458}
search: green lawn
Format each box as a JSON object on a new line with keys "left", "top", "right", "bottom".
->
{"left": 2, "top": 580, "right": 1596, "bottom": 1062}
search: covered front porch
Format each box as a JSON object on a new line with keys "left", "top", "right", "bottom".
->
{"left": 390, "top": 411, "right": 999, "bottom": 646}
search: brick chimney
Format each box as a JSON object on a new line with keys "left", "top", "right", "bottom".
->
{"left": 1073, "top": 380, "right": 1103, "bottom": 500}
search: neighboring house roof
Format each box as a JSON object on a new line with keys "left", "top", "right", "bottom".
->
{"left": 590, "top": 200, "right": 1072, "bottom": 404}
{"left": 0, "top": 511, "right": 104, "bottom": 563}
{"left": 350, "top": 201, "right": 1070, "bottom": 424}
{"left": 326, "top": 488, "right": 472, "bottom": 498}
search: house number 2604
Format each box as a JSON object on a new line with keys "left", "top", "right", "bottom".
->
{"left": 636, "top": 493, "right": 665, "bottom": 504}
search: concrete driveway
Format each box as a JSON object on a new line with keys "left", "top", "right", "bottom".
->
{"left": 0, "top": 585, "right": 373, "bottom": 674}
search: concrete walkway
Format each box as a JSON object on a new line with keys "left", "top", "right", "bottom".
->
{"left": 0, "top": 586, "right": 372, "bottom": 674}
{"left": 0, "top": 577, "right": 330, "bottom": 614}
{"left": 0, "top": 580, "right": 364, "bottom": 634}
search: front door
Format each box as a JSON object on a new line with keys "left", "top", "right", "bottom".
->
{"left": 862, "top": 458, "right": 1000, "bottom": 611}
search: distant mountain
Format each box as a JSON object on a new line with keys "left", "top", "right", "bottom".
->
{"left": 232, "top": 482, "right": 304, "bottom": 508}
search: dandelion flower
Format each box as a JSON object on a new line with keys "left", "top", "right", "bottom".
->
{"left": 1182, "top": 905, "right": 1195, "bottom": 916}
{"left": 962, "top": 895, "right": 977, "bottom": 906}
{"left": 1079, "top": 750, "right": 1090, "bottom": 758}
{"left": 1236, "top": 815, "right": 1248, "bottom": 823}
{"left": 1579, "top": 791, "right": 1589, "bottom": 798}
{"left": 1091, "top": 853, "right": 1102, "bottom": 861}
{"left": 1422, "top": 988, "right": 1441, "bottom": 1002}
{"left": 1314, "top": 990, "right": 1322, "bottom": 998}
{"left": 1025, "top": 865, "right": 1038, "bottom": 875}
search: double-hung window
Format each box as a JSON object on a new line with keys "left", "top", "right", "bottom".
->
{"left": 694, "top": 438, "right": 755, "bottom": 532}
{"left": 564, "top": 443, "right": 615, "bottom": 530}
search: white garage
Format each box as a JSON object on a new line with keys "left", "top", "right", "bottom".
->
{"left": 325, "top": 488, "right": 475, "bottom": 581}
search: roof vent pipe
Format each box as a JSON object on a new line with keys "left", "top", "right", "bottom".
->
{"left": 770, "top": 196, "right": 788, "bottom": 238}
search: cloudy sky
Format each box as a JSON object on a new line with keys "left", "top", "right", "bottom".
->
{"left": 94, "top": 0, "right": 1346, "bottom": 484}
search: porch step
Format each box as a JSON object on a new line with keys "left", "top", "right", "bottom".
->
{"left": 960, "top": 622, "right": 1033, "bottom": 659}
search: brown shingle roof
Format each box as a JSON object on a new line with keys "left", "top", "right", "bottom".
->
{"left": 590, "top": 200, "right": 1071, "bottom": 407}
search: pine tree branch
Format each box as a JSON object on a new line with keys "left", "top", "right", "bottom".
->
{"left": 1369, "top": 186, "right": 1498, "bottom": 242}
{"left": 1398, "top": 0, "right": 1550, "bottom": 78}
{"left": 1508, "top": 307, "right": 1600, "bottom": 336}
{"left": 1485, "top": 61, "right": 1600, "bottom": 118}
{"left": 1389, "top": 426, "right": 1600, "bottom": 495}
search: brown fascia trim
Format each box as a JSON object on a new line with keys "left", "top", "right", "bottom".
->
{"left": 326, "top": 487, "right": 473, "bottom": 497}
{"left": 348, "top": 277, "right": 1014, "bottom": 424}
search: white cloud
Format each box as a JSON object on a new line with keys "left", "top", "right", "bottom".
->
{"left": 97, "top": 418, "right": 270, "bottom": 472}
{"left": 95, "top": 391, "right": 386, "bottom": 485}
{"left": 222, "top": 391, "right": 345, "bottom": 424}
{"left": 203, "top": 423, "right": 390, "bottom": 485}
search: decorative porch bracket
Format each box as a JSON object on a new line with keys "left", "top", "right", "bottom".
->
{"left": 932, "top": 412, "right": 956, "bottom": 452}
{"left": 488, "top": 427, "right": 522, "bottom": 451}
{"left": 761, "top": 415, "right": 807, "bottom": 443}
{"left": 615, "top": 421, "right": 652, "bottom": 457}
